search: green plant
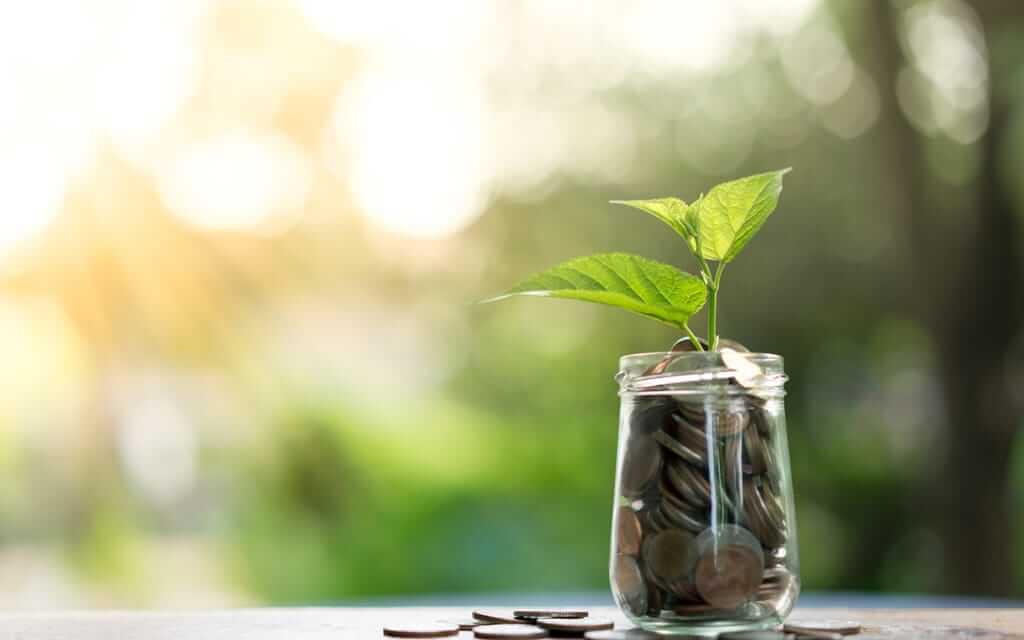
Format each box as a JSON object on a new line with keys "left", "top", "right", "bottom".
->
{"left": 484, "top": 169, "right": 790, "bottom": 351}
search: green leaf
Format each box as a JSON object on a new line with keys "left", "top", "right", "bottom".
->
{"left": 482, "top": 253, "right": 707, "bottom": 329}
{"left": 610, "top": 197, "right": 690, "bottom": 241}
{"left": 690, "top": 168, "right": 790, "bottom": 262}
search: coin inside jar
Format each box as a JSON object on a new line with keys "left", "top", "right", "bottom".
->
{"left": 643, "top": 528, "right": 696, "bottom": 586}
{"left": 620, "top": 435, "right": 661, "bottom": 498}
{"left": 613, "top": 554, "right": 647, "bottom": 616}
{"left": 616, "top": 507, "right": 643, "bottom": 555}
{"left": 653, "top": 430, "right": 706, "bottom": 469}
{"left": 692, "top": 525, "right": 764, "bottom": 609}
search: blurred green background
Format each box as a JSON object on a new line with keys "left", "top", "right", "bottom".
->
{"left": 0, "top": 0, "right": 1021, "bottom": 607}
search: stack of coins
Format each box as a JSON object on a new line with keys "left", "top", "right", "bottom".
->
{"left": 612, "top": 343, "right": 795, "bottom": 622}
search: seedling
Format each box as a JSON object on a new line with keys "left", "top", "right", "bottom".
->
{"left": 484, "top": 169, "right": 790, "bottom": 351}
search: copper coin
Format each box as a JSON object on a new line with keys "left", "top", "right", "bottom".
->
{"left": 743, "top": 427, "right": 772, "bottom": 476}
{"left": 616, "top": 507, "right": 643, "bottom": 555}
{"left": 474, "top": 624, "right": 548, "bottom": 639}
{"left": 709, "top": 409, "right": 749, "bottom": 438}
{"left": 383, "top": 623, "right": 460, "bottom": 638}
{"left": 439, "top": 619, "right": 490, "bottom": 631}
{"left": 670, "top": 414, "right": 711, "bottom": 455}
{"left": 653, "top": 430, "right": 706, "bottom": 468}
{"left": 514, "top": 610, "right": 587, "bottom": 620}
{"left": 585, "top": 631, "right": 659, "bottom": 640}
{"left": 717, "top": 339, "right": 750, "bottom": 352}
{"left": 474, "top": 611, "right": 528, "bottom": 625}
{"left": 537, "top": 617, "right": 614, "bottom": 633}
{"left": 784, "top": 622, "right": 862, "bottom": 636}
{"left": 620, "top": 435, "right": 661, "bottom": 498}
{"left": 693, "top": 526, "right": 764, "bottom": 609}
{"left": 743, "top": 478, "right": 787, "bottom": 549}
{"left": 664, "top": 458, "right": 711, "bottom": 507}
{"left": 657, "top": 500, "right": 707, "bottom": 535}
{"left": 643, "top": 528, "right": 695, "bottom": 584}
{"left": 630, "top": 397, "right": 676, "bottom": 435}
{"left": 613, "top": 554, "right": 647, "bottom": 616}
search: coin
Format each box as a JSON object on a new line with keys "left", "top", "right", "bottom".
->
{"left": 743, "top": 478, "right": 787, "bottom": 549}
{"left": 584, "top": 630, "right": 660, "bottom": 640}
{"left": 616, "top": 507, "right": 643, "bottom": 555}
{"left": 613, "top": 554, "right": 647, "bottom": 616}
{"left": 664, "top": 458, "right": 711, "bottom": 507}
{"left": 439, "top": 619, "right": 489, "bottom": 631}
{"left": 630, "top": 397, "right": 676, "bottom": 435}
{"left": 693, "top": 526, "right": 764, "bottom": 609}
{"left": 643, "top": 528, "right": 695, "bottom": 585}
{"left": 620, "top": 435, "right": 661, "bottom": 498}
{"left": 474, "top": 624, "right": 548, "bottom": 639}
{"left": 653, "top": 430, "right": 706, "bottom": 469}
{"left": 743, "top": 426, "right": 772, "bottom": 476}
{"left": 717, "top": 339, "right": 750, "bottom": 352}
{"left": 709, "top": 408, "right": 749, "bottom": 438}
{"left": 536, "top": 617, "right": 614, "bottom": 633}
{"left": 670, "top": 414, "right": 711, "bottom": 455}
{"left": 383, "top": 623, "right": 460, "bottom": 638}
{"left": 782, "top": 630, "right": 841, "bottom": 640}
{"left": 514, "top": 610, "right": 587, "bottom": 620}
{"left": 784, "top": 622, "right": 862, "bottom": 636}
{"left": 474, "top": 611, "right": 529, "bottom": 625}
{"left": 657, "top": 497, "right": 707, "bottom": 534}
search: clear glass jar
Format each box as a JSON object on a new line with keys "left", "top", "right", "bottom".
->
{"left": 610, "top": 351, "right": 799, "bottom": 635}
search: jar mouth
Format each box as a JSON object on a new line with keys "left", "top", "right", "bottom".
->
{"left": 617, "top": 351, "right": 787, "bottom": 397}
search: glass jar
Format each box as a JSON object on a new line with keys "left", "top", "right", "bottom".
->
{"left": 610, "top": 350, "right": 799, "bottom": 635}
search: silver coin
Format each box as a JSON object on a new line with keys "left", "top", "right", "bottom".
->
{"left": 474, "top": 624, "right": 548, "bottom": 639}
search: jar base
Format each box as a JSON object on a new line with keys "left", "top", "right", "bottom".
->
{"left": 636, "top": 614, "right": 783, "bottom": 637}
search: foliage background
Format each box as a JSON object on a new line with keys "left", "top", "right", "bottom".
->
{"left": 0, "top": 0, "right": 1021, "bottom": 607}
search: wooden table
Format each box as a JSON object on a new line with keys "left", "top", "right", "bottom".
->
{"left": 0, "top": 607, "right": 1017, "bottom": 639}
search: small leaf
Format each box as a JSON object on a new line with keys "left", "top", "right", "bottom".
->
{"left": 690, "top": 169, "right": 790, "bottom": 262}
{"left": 483, "top": 253, "right": 707, "bottom": 329}
{"left": 610, "top": 197, "right": 690, "bottom": 241}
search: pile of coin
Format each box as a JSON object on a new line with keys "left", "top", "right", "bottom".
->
{"left": 383, "top": 611, "right": 874, "bottom": 639}
{"left": 612, "top": 343, "right": 796, "bottom": 622}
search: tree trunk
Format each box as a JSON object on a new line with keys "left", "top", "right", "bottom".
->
{"left": 864, "top": 0, "right": 1023, "bottom": 595}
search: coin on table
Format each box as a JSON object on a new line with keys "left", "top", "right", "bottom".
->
{"left": 474, "top": 611, "right": 529, "bottom": 625}
{"left": 438, "top": 618, "right": 489, "bottom": 631}
{"left": 474, "top": 624, "right": 548, "bottom": 639}
{"left": 616, "top": 507, "right": 643, "bottom": 555}
{"left": 620, "top": 435, "right": 661, "bottom": 498}
{"left": 693, "top": 525, "right": 764, "bottom": 609}
{"left": 784, "top": 622, "right": 862, "bottom": 636}
{"left": 383, "top": 623, "right": 460, "bottom": 637}
{"left": 537, "top": 617, "right": 614, "bottom": 633}
{"left": 613, "top": 554, "right": 647, "bottom": 616}
{"left": 585, "top": 630, "right": 660, "bottom": 640}
{"left": 643, "top": 528, "right": 695, "bottom": 585}
{"left": 514, "top": 609, "right": 587, "bottom": 620}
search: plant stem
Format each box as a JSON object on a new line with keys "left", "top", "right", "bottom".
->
{"left": 683, "top": 324, "right": 704, "bottom": 351}
{"left": 706, "top": 263, "right": 725, "bottom": 350}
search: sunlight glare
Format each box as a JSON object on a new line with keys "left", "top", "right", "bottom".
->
{"left": 339, "top": 71, "right": 489, "bottom": 238}
{"left": 158, "top": 131, "right": 312, "bottom": 232}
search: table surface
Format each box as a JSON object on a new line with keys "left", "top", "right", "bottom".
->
{"left": 0, "top": 607, "right": 1018, "bottom": 639}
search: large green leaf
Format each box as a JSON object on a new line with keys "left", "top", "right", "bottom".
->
{"left": 610, "top": 197, "right": 690, "bottom": 240}
{"left": 483, "top": 253, "right": 707, "bottom": 329}
{"left": 690, "top": 168, "right": 790, "bottom": 262}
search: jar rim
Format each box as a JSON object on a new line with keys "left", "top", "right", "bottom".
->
{"left": 617, "top": 351, "right": 786, "bottom": 397}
